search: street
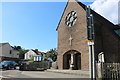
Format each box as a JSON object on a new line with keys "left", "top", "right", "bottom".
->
{"left": 0, "top": 69, "right": 89, "bottom": 79}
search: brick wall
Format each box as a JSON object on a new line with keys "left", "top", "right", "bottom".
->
{"left": 57, "top": 0, "right": 120, "bottom": 70}
{"left": 94, "top": 17, "right": 120, "bottom": 63}
{"left": 57, "top": 0, "right": 89, "bottom": 70}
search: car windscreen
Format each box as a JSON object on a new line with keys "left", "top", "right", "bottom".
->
{"left": 11, "top": 61, "right": 18, "bottom": 64}
{"left": 1, "top": 61, "right": 11, "bottom": 64}
{"left": 20, "top": 61, "right": 29, "bottom": 63}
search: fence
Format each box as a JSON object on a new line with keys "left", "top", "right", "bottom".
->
{"left": 96, "top": 63, "right": 120, "bottom": 80}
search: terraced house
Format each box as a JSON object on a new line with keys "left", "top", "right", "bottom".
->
{"left": 56, "top": 0, "right": 120, "bottom": 70}
{"left": 0, "top": 43, "right": 19, "bottom": 62}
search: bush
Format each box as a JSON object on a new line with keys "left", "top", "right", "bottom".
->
{"left": 20, "top": 61, "right": 51, "bottom": 71}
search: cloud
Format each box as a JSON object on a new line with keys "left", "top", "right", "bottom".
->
{"left": 90, "top": 0, "right": 119, "bottom": 24}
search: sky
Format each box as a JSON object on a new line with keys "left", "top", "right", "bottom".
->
{"left": 2, "top": 2, "right": 67, "bottom": 52}
{"left": 1, "top": 0, "right": 119, "bottom": 52}
{"left": 91, "top": 0, "right": 119, "bottom": 24}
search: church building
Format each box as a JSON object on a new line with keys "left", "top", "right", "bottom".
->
{"left": 56, "top": 0, "right": 120, "bottom": 70}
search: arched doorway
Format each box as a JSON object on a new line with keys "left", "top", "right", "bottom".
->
{"left": 63, "top": 50, "right": 81, "bottom": 70}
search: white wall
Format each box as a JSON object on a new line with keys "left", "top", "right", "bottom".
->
{"left": 0, "top": 43, "right": 19, "bottom": 58}
{"left": 24, "top": 50, "right": 37, "bottom": 60}
{"left": 12, "top": 50, "right": 19, "bottom": 58}
{"left": 0, "top": 43, "right": 12, "bottom": 57}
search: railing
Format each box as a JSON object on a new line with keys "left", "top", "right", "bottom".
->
{"left": 96, "top": 63, "right": 120, "bottom": 80}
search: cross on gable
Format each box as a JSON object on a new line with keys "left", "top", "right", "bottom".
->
{"left": 69, "top": 35, "right": 73, "bottom": 46}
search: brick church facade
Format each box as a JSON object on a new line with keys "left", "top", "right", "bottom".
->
{"left": 56, "top": 0, "right": 120, "bottom": 70}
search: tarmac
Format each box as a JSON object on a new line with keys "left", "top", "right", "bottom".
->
{"left": 46, "top": 69, "right": 90, "bottom": 78}
{"left": 0, "top": 69, "right": 90, "bottom": 78}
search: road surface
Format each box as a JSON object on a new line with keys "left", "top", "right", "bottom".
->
{"left": 0, "top": 69, "right": 89, "bottom": 79}
{"left": 0, "top": 69, "right": 90, "bottom": 80}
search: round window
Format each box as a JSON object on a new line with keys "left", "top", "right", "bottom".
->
{"left": 65, "top": 11, "right": 77, "bottom": 27}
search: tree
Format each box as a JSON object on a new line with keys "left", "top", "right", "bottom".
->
{"left": 13, "top": 46, "right": 28, "bottom": 59}
{"left": 46, "top": 48, "right": 58, "bottom": 62}
{"left": 19, "top": 49, "right": 28, "bottom": 59}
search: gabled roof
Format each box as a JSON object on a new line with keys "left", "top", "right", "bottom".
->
{"left": 26, "top": 49, "right": 37, "bottom": 55}
{"left": 56, "top": 0, "right": 119, "bottom": 30}
{"left": 0, "top": 43, "right": 10, "bottom": 47}
{"left": 31, "top": 49, "right": 43, "bottom": 55}
{"left": 1, "top": 43, "right": 9, "bottom": 46}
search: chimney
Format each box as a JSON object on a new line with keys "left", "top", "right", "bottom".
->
{"left": 35, "top": 49, "right": 38, "bottom": 52}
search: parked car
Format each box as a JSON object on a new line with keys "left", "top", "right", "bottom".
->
{"left": 19, "top": 61, "right": 29, "bottom": 66}
{"left": 0, "top": 61, "right": 18, "bottom": 70}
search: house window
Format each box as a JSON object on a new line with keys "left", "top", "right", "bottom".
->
{"left": 34, "top": 56, "right": 42, "bottom": 61}
{"left": 9, "top": 50, "right": 12, "bottom": 54}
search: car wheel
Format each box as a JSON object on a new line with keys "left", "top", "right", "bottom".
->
{"left": 6, "top": 66, "right": 10, "bottom": 70}
{"left": 14, "top": 67, "right": 16, "bottom": 69}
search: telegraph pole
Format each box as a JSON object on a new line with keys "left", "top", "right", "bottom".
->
{"left": 86, "top": 6, "right": 96, "bottom": 80}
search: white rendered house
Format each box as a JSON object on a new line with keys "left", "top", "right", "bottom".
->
{"left": 24, "top": 50, "right": 37, "bottom": 60}
{"left": 0, "top": 43, "right": 19, "bottom": 62}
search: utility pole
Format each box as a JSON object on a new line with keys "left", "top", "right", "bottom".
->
{"left": 86, "top": 6, "right": 96, "bottom": 80}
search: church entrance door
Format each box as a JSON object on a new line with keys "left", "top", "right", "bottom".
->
{"left": 63, "top": 50, "right": 81, "bottom": 70}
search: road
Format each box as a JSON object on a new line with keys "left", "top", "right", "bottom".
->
{"left": 0, "top": 69, "right": 89, "bottom": 79}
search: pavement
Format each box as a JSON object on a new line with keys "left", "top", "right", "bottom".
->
{"left": 47, "top": 69, "right": 90, "bottom": 77}
{"left": 0, "top": 70, "right": 4, "bottom": 79}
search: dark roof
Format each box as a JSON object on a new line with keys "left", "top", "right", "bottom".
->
{"left": 32, "top": 49, "right": 43, "bottom": 55}
{"left": 56, "top": 0, "right": 119, "bottom": 30}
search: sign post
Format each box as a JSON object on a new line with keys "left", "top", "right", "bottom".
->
{"left": 86, "top": 6, "right": 96, "bottom": 80}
